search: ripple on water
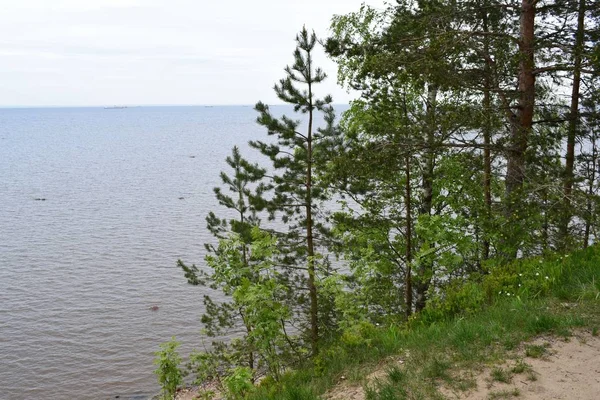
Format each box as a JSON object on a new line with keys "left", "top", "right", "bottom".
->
{"left": 0, "top": 105, "right": 337, "bottom": 399}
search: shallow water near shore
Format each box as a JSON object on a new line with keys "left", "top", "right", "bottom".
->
{"left": 0, "top": 105, "right": 325, "bottom": 400}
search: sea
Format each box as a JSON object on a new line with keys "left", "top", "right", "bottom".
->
{"left": 0, "top": 105, "right": 340, "bottom": 400}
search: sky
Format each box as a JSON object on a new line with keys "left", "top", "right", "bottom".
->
{"left": 0, "top": 0, "right": 386, "bottom": 107}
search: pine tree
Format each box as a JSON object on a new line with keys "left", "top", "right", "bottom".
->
{"left": 250, "top": 27, "right": 340, "bottom": 355}
{"left": 178, "top": 146, "right": 273, "bottom": 378}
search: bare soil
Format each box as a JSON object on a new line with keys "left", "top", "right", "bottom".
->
{"left": 325, "top": 331, "right": 600, "bottom": 400}
{"left": 449, "top": 332, "right": 600, "bottom": 400}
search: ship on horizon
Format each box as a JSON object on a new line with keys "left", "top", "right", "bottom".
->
{"left": 104, "top": 105, "right": 127, "bottom": 109}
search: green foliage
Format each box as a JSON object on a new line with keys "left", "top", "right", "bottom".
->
{"left": 482, "top": 256, "right": 561, "bottom": 301}
{"left": 245, "top": 249, "right": 600, "bottom": 399}
{"left": 187, "top": 347, "right": 222, "bottom": 388}
{"left": 187, "top": 229, "right": 293, "bottom": 384}
{"left": 154, "top": 337, "right": 183, "bottom": 400}
{"left": 249, "top": 26, "right": 342, "bottom": 354}
{"left": 223, "top": 367, "right": 255, "bottom": 399}
{"left": 325, "top": 0, "right": 600, "bottom": 320}
{"left": 386, "top": 366, "right": 406, "bottom": 384}
{"left": 340, "top": 321, "right": 377, "bottom": 348}
{"left": 422, "top": 281, "right": 486, "bottom": 322}
{"left": 179, "top": 146, "right": 268, "bottom": 288}
{"left": 421, "top": 250, "right": 583, "bottom": 324}
{"left": 200, "top": 243, "right": 597, "bottom": 400}
{"left": 167, "top": 0, "right": 600, "bottom": 394}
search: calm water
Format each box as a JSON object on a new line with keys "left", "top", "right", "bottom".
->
{"left": 0, "top": 105, "right": 310, "bottom": 399}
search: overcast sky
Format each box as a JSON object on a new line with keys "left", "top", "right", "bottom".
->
{"left": 0, "top": 0, "right": 385, "bottom": 107}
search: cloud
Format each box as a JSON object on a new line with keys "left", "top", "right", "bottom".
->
{"left": 0, "top": 0, "right": 385, "bottom": 106}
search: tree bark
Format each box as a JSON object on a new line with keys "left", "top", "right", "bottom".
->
{"left": 482, "top": 7, "right": 492, "bottom": 261}
{"left": 306, "top": 78, "right": 319, "bottom": 356}
{"left": 505, "top": 0, "right": 536, "bottom": 202}
{"left": 584, "top": 131, "right": 598, "bottom": 249}
{"left": 415, "top": 84, "right": 437, "bottom": 313}
{"left": 405, "top": 153, "right": 413, "bottom": 318}
{"left": 560, "top": 0, "right": 585, "bottom": 248}
{"left": 502, "top": 0, "right": 536, "bottom": 258}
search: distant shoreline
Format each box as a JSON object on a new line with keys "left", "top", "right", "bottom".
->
{"left": 0, "top": 103, "right": 350, "bottom": 110}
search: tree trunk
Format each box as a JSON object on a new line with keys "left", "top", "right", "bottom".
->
{"left": 505, "top": 0, "right": 536, "bottom": 201}
{"left": 560, "top": 0, "right": 585, "bottom": 248}
{"left": 502, "top": 0, "right": 536, "bottom": 258}
{"left": 306, "top": 81, "right": 319, "bottom": 356}
{"left": 482, "top": 8, "right": 492, "bottom": 261}
{"left": 404, "top": 153, "right": 413, "bottom": 318}
{"left": 415, "top": 84, "right": 437, "bottom": 313}
{"left": 584, "top": 131, "right": 598, "bottom": 249}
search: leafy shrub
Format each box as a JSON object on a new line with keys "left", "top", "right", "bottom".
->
{"left": 154, "top": 337, "right": 183, "bottom": 400}
{"left": 223, "top": 366, "right": 255, "bottom": 399}
{"left": 420, "top": 280, "right": 486, "bottom": 323}
{"left": 483, "top": 255, "right": 565, "bottom": 301}
{"left": 418, "top": 249, "right": 579, "bottom": 326}
{"left": 340, "top": 321, "right": 376, "bottom": 347}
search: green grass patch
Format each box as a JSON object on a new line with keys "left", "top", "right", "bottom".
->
{"left": 490, "top": 367, "right": 512, "bottom": 383}
{"left": 524, "top": 344, "right": 547, "bottom": 359}
{"left": 510, "top": 360, "right": 531, "bottom": 374}
{"left": 245, "top": 245, "right": 600, "bottom": 400}
{"left": 488, "top": 388, "right": 520, "bottom": 399}
{"left": 386, "top": 366, "right": 406, "bottom": 384}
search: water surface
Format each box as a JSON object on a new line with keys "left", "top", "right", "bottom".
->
{"left": 0, "top": 105, "right": 292, "bottom": 399}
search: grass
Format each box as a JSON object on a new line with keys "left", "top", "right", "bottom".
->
{"left": 490, "top": 367, "right": 512, "bottom": 384}
{"left": 245, "top": 245, "right": 600, "bottom": 400}
{"left": 510, "top": 359, "right": 531, "bottom": 374}
{"left": 524, "top": 344, "right": 547, "bottom": 359}
{"left": 488, "top": 388, "right": 520, "bottom": 399}
{"left": 386, "top": 366, "right": 406, "bottom": 384}
{"left": 526, "top": 371, "right": 538, "bottom": 382}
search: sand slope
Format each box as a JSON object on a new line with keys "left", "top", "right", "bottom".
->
{"left": 327, "top": 332, "right": 600, "bottom": 400}
{"left": 452, "top": 333, "right": 600, "bottom": 400}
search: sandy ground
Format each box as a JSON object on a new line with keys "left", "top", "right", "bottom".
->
{"left": 449, "top": 332, "right": 600, "bottom": 400}
{"left": 326, "top": 331, "right": 600, "bottom": 400}
{"left": 174, "top": 388, "right": 202, "bottom": 400}
{"left": 174, "top": 385, "right": 222, "bottom": 400}
{"left": 326, "top": 361, "right": 393, "bottom": 400}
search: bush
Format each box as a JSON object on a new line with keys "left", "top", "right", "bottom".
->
{"left": 420, "top": 280, "right": 486, "bottom": 323}
{"left": 154, "top": 337, "right": 183, "bottom": 400}
{"left": 223, "top": 366, "right": 255, "bottom": 399}
{"left": 419, "top": 250, "right": 575, "bottom": 325}
{"left": 340, "top": 321, "right": 377, "bottom": 347}
{"left": 483, "top": 256, "right": 559, "bottom": 300}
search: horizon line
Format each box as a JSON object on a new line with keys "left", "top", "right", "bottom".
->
{"left": 0, "top": 102, "right": 351, "bottom": 109}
